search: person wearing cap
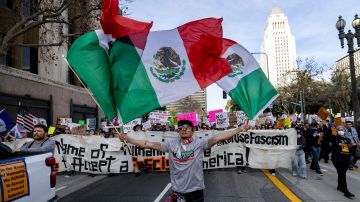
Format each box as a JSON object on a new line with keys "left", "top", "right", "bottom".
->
{"left": 118, "top": 119, "right": 249, "bottom": 202}
{"left": 331, "top": 126, "right": 355, "bottom": 198}
{"left": 344, "top": 120, "right": 360, "bottom": 170}
{"left": 291, "top": 129, "right": 307, "bottom": 179}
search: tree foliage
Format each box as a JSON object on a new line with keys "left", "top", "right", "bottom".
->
{"left": 225, "top": 99, "right": 241, "bottom": 112}
{"left": 0, "top": 0, "right": 133, "bottom": 58}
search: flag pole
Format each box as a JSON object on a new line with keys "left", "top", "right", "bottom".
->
{"left": 63, "top": 57, "right": 126, "bottom": 138}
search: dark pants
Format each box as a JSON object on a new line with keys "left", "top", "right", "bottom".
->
{"left": 349, "top": 145, "right": 359, "bottom": 168}
{"left": 333, "top": 161, "right": 350, "bottom": 191}
{"left": 174, "top": 190, "right": 204, "bottom": 202}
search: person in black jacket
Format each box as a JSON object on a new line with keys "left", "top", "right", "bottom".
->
{"left": 331, "top": 126, "right": 355, "bottom": 198}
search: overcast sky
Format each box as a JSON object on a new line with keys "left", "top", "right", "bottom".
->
{"left": 125, "top": 0, "right": 359, "bottom": 111}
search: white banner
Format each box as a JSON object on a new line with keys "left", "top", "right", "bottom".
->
{"left": 123, "top": 118, "right": 142, "bottom": 133}
{"left": 6, "top": 129, "right": 297, "bottom": 173}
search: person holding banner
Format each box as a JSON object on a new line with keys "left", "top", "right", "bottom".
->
{"left": 118, "top": 119, "right": 249, "bottom": 202}
{"left": 331, "top": 126, "right": 355, "bottom": 198}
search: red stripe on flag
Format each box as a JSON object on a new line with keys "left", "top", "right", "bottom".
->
{"left": 100, "top": 0, "right": 153, "bottom": 39}
{"left": 177, "top": 18, "right": 232, "bottom": 89}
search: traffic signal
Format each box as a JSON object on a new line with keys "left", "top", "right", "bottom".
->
{"left": 222, "top": 91, "right": 227, "bottom": 99}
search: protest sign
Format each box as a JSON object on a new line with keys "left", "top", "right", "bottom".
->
{"left": 215, "top": 112, "right": 229, "bottom": 128}
{"left": 78, "top": 120, "right": 85, "bottom": 126}
{"left": 277, "top": 119, "right": 285, "bottom": 128}
{"left": 48, "top": 126, "right": 56, "bottom": 135}
{"left": 123, "top": 118, "right": 142, "bottom": 133}
{"left": 208, "top": 109, "right": 223, "bottom": 123}
{"left": 59, "top": 118, "right": 72, "bottom": 126}
{"left": 318, "top": 107, "right": 330, "bottom": 121}
{"left": 148, "top": 111, "right": 169, "bottom": 124}
{"left": 6, "top": 129, "right": 296, "bottom": 174}
{"left": 334, "top": 117, "right": 343, "bottom": 127}
{"left": 178, "top": 112, "right": 198, "bottom": 126}
{"left": 236, "top": 111, "right": 247, "bottom": 125}
{"left": 86, "top": 118, "right": 96, "bottom": 130}
{"left": 71, "top": 125, "right": 87, "bottom": 135}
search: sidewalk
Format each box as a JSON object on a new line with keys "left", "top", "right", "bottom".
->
{"left": 278, "top": 161, "right": 360, "bottom": 202}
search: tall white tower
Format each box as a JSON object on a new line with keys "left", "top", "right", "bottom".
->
{"left": 261, "top": 7, "right": 297, "bottom": 86}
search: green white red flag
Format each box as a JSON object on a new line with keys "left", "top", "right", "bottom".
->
{"left": 217, "top": 39, "right": 278, "bottom": 120}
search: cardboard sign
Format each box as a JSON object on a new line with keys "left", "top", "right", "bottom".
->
{"left": 178, "top": 112, "right": 198, "bottom": 126}
{"left": 71, "top": 125, "right": 87, "bottom": 135}
{"left": 334, "top": 117, "right": 343, "bottom": 127}
{"left": 0, "top": 159, "right": 29, "bottom": 201}
{"left": 277, "top": 119, "right": 285, "bottom": 128}
{"left": 215, "top": 112, "right": 229, "bottom": 128}
{"left": 208, "top": 109, "right": 223, "bottom": 123}
{"left": 59, "top": 118, "right": 72, "bottom": 126}
{"left": 318, "top": 107, "right": 330, "bottom": 121}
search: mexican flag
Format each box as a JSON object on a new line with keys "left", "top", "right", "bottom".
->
{"left": 217, "top": 39, "right": 278, "bottom": 120}
{"left": 67, "top": 0, "right": 152, "bottom": 120}
{"left": 114, "top": 18, "right": 232, "bottom": 123}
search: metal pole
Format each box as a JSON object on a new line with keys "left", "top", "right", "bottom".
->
{"left": 349, "top": 49, "right": 359, "bottom": 129}
{"left": 251, "top": 52, "right": 269, "bottom": 79}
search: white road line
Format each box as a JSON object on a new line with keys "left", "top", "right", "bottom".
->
{"left": 55, "top": 186, "right": 67, "bottom": 192}
{"left": 154, "top": 183, "right": 172, "bottom": 202}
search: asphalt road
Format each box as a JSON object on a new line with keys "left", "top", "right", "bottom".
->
{"left": 58, "top": 168, "right": 293, "bottom": 202}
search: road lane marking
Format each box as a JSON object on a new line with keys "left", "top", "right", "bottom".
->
{"left": 55, "top": 186, "right": 67, "bottom": 192}
{"left": 262, "top": 169, "right": 302, "bottom": 202}
{"left": 154, "top": 182, "right": 171, "bottom": 202}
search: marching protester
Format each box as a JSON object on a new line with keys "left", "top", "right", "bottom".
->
{"left": 331, "top": 126, "right": 355, "bottom": 198}
{"left": 320, "top": 120, "right": 332, "bottom": 163}
{"left": 118, "top": 119, "right": 250, "bottom": 202}
{"left": 303, "top": 123, "right": 312, "bottom": 164}
{"left": 344, "top": 120, "right": 360, "bottom": 170}
{"left": 309, "top": 122, "right": 323, "bottom": 175}
{"left": 292, "top": 129, "right": 307, "bottom": 179}
{"left": 14, "top": 124, "right": 55, "bottom": 154}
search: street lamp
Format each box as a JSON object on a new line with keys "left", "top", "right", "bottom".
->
{"left": 251, "top": 52, "right": 269, "bottom": 79}
{"left": 336, "top": 15, "right": 360, "bottom": 130}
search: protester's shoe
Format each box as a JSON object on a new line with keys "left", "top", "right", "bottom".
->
{"left": 354, "top": 165, "right": 358, "bottom": 168}
{"left": 344, "top": 191, "right": 355, "bottom": 198}
{"left": 300, "top": 176, "right": 307, "bottom": 179}
{"left": 337, "top": 186, "right": 345, "bottom": 192}
{"left": 135, "top": 171, "right": 142, "bottom": 177}
{"left": 292, "top": 172, "right": 297, "bottom": 177}
{"left": 316, "top": 170, "right": 323, "bottom": 176}
{"left": 237, "top": 169, "right": 243, "bottom": 174}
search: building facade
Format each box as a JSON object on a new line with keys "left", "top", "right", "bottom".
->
{"left": 166, "top": 89, "right": 207, "bottom": 116}
{"left": 260, "top": 7, "right": 297, "bottom": 87}
{"left": 335, "top": 48, "right": 360, "bottom": 76}
{"left": 0, "top": 1, "right": 102, "bottom": 126}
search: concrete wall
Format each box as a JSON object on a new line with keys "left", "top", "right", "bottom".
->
{"left": 0, "top": 65, "right": 103, "bottom": 125}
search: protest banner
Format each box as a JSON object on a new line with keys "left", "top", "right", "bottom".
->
{"left": 6, "top": 129, "right": 297, "bottom": 174}
{"left": 208, "top": 109, "right": 223, "bottom": 123}
{"left": 215, "top": 112, "right": 229, "bottom": 128}
{"left": 318, "top": 107, "right": 330, "bottom": 121}
{"left": 178, "top": 112, "right": 198, "bottom": 126}
{"left": 86, "top": 118, "right": 96, "bottom": 130}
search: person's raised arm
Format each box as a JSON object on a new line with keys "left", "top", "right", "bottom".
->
{"left": 118, "top": 134, "right": 161, "bottom": 151}
{"left": 208, "top": 124, "right": 250, "bottom": 148}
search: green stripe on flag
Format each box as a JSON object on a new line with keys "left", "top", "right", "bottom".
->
{"left": 229, "top": 68, "right": 278, "bottom": 120}
{"left": 67, "top": 31, "right": 117, "bottom": 119}
{"left": 110, "top": 39, "right": 160, "bottom": 124}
